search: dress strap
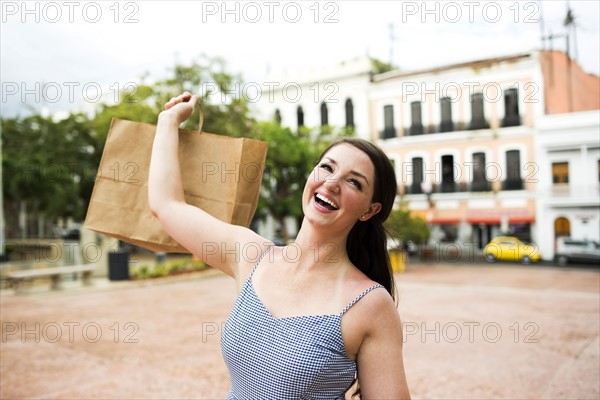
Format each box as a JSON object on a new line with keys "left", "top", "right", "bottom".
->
{"left": 340, "top": 284, "right": 384, "bottom": 316}
{"left": 248, "top": 245, "right": 273, "bottom": 279}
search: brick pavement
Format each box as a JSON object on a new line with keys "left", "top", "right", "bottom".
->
{"left": 1, "top": 263, "right": 598, "bottom": 399}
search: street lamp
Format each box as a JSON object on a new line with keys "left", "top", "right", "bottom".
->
{"left": 421, "top": 181, "right": 434, "bottom": 208}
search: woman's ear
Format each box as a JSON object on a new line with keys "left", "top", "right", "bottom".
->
{"left": 359, "top": 202, "right": 382, "bottom": 221}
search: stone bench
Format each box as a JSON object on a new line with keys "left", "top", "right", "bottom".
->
{"left": 6, "top": 265, "right": 97, "bottom": 294}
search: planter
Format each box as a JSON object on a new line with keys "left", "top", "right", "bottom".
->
{"left": 389, "top": 250, "right": 407, "bottom": 273}
{"left": 108, "top": 250, "right": 130, "bottom": 281}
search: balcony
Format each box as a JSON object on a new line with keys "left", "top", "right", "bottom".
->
{"left": 439, "top": 121, "right": 454, "bottom": 133}
{"left": 405, "top": 183, "right": 423, "bottom": 194}
{"left": 409, "top": 124, "right": 424, "bottom": 136}
{"left": 380, "top": 127, "right": 396, "bottom": 140}
{"left": 502, "top": 114, "right": 521, "bottom": 127}
{"left": 401, "top": 180, "right": 528, "bottom": 196}
{"left": 468, "top": 118, "right": 490, "bottom": 130}
{"left": 502, "top": 179, "right": 524, "bottom": 191}
{"left": 544, "top": 184, "right": 600, "bottom": 207}
{"left": 469, "top": 180, "right": 492, "bottom": 192}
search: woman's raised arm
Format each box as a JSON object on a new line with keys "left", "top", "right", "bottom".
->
{"left": 148, "top": 92, "right": 270, "bottom": 280}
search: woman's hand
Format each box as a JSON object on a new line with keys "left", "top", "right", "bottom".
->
{"left": 160, "top": 91, "right": 198, "bottom": 125}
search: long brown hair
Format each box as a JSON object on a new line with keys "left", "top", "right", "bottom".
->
{"left": 318, "top": 138, "right": 398, "bottom": 398}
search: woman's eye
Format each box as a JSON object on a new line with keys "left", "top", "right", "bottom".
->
{"left": 319, "top": 163, "right": 333, "bottom": 172}
{"left": 348, "top": 179, "right": 362, "bottom": 190}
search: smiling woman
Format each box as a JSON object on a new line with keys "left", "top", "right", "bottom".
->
{"left": 148, "top": 92, "right": 410, "bottom": 399}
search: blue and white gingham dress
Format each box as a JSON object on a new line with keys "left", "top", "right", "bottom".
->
{"left": 221, "top": 251, "right": 383, "bottom": 399}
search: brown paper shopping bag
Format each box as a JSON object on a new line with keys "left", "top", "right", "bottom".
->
{"left": 84, "top": 107, "right": 268, "bottom": 253}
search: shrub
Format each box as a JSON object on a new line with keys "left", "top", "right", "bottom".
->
{"left": 130, "top": 258, "right": 207, "bottom": 280}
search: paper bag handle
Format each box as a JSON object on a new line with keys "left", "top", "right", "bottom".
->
{"left": 197, "top": 100, "right": 204, "bottom": 133}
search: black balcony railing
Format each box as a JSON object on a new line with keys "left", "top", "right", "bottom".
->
{"left": 403, "top": 182, "right": 480, "bottom": 195}
{"left": 430, "top": 182, "right": 468, "bottom": 193}
{"left": 470, "top": 180, "right": 492, "bottom": 192}
{"left": 439, "top": 121, "right": 454, "bottom": 133}
{"left": 468, "top": 119, "right": 490, "bottom": 130}
{"left": 439, "top": 181, "right": 456, "bottom": 193}
{"left": 502, "top": 179, "right": 524, "bottom": 191}
{"left": 405, "top": 183, "right": 423, "bottom": 194}
{"left": 380, "top": 128, "right": 396, "bottom": 140}
{"left": 409, "top": 124, "right": 424, "bottom": 136}
{"left": 502, "top": 114, "right": 521, "bottom": 127}
{"left": 403, "top": 180, "right": 522, "bottom": 193}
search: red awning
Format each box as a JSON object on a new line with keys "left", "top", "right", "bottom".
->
{"left": 467, "top": 216, "right": 535, "bottom": 224}
{"left": 428, "top": 218, "right": 461, "bottom": 224}
{"left": 466, "top": 209, "right": 535, "bottom": 224}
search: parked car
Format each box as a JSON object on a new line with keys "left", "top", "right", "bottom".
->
{"left": 483, "top": 236, "right": 541, "bottom": 264}
{"left": 403, "top": 240, "right": 418, "bottom": 255}
{"left": 59, "top": 223, "right": 81, "bottom": 241}
{"left": 554, "top": 237, "right": 600, "bottom": 267}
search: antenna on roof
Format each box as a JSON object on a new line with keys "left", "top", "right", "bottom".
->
{"left": 388, "top": 23, "right": 397, "bottom": 67}
{"left": 539, "top": 0, "right": 546, "bottom": 49}
{"left": 563, "top": 0, "right": 578, "bottom": 62}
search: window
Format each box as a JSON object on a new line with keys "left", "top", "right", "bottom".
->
{"left": 502, "top": 88, "right": 521, "bottom": 127}
{"left": 345, "top": 98, "right": 354, "bottom": 128}
{"left": 297, "top": 106, "right": 304, "bottom": 129}
{"left": 274, "top": 109, "right": 282, "bottom": 125}
{"left": 381, "top": 105, "right": 396, "bottom": 139}
{"left": 471, "top": 152, "right": 490, "bottom": 191}
{"left": 410, "top": 157, "right": 423, "bottom": 194}
{"left": 440, "top": 155, "right": 456, "bottom": 192}
{"left": 552, "top": 162, "right": 569, "bottom": 184}
{"left": 469, "top": 92, "right": 489, "bottom": 130}
{"left": 503, "top": 150, "right": 523, "bottom": 190}
{"left": 320, "top": 102, "right": 328, "bottom": 126}
{"left": 440, "top": 97, "right": 453, "bottom": 132}
{"left": 409, "top": 101, "right": 424, "bottom": 135}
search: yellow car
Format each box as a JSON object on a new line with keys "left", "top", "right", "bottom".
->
{"left": 483, "top": 236, "right": 541, "bottom": 264}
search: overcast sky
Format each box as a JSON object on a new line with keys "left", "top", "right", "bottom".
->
{"left": 1, "top": 0, "right": 598, "bottom": 118}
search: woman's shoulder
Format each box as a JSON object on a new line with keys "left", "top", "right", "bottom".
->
{"left": 341, "top": 275, "right": 401, "bottom": 358}
{"left": 344, "top": 271, "right": 396, "bottom": 317}
{"left": 346, "top": 282, "right": 401, "bottom": 343}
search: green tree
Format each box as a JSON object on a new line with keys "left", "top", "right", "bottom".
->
{"left": 2, "top": 112, "right": 96, "bottom": 236}
{"left": 2, "top": 55, "right": 256, "bottom": 238}
{"left": 384, "top": 203, "right": 430, "bottom": 249}
{"left": 370, "top": 57, "right": 395, "bottom": 74}
{"left": 152, "top": 55, "right": 256, "bottom": 138}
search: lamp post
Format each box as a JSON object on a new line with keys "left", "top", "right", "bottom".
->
{"left": 421, "top": 181, "right": 434, "bottom": 208}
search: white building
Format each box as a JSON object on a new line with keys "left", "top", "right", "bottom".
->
{"left": 256, "top": 57, "right": 375, "bottom": 139}
{"left": 535, "top": 110, "right": 600, "bottom": 259}
{"left": 253, "top": 51, "right": 599, "bottom": 260}
{"left": 369, "top": 52, "right": 544, "bottom": 250}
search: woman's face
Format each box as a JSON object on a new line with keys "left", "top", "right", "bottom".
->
{"left": 302, "top": 143, "right": 382, "bottom": 233}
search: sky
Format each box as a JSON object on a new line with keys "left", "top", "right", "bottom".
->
{"left": 1, "top": 0, "right": 599, "bottom": 118}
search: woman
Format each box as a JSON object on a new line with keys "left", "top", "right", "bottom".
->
{"left": 149, "top": 92, "right": 410, "bottom": 399}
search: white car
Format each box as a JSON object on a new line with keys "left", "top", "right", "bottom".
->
{"left": 554, "top": 238, "right": 600, "bottom": 267}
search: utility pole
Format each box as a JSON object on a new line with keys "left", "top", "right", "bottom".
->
{"left": 563, "top": 0, "right": 578, "bottom": 62}
{"left": 388, "top": 23, "right": 397, "bottom": 67}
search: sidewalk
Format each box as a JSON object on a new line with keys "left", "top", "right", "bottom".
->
{"left": 1, "top": 262, "right": 598, "bottom": 399}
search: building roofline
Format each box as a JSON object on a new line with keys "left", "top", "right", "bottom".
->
{"left": 373, "top": 51, "right": 536, "bottom": 82}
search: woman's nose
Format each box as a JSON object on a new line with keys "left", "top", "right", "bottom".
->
{"left": 323, "top": 175, "right": 341, "bottom": 192}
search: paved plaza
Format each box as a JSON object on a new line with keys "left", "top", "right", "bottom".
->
{"left": 1, "top": 262, "right": 598, "bottom": 399}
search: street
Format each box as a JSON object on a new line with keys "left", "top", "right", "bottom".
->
{"left": 1, "top": 262, "right": 598, "bottom": 399}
